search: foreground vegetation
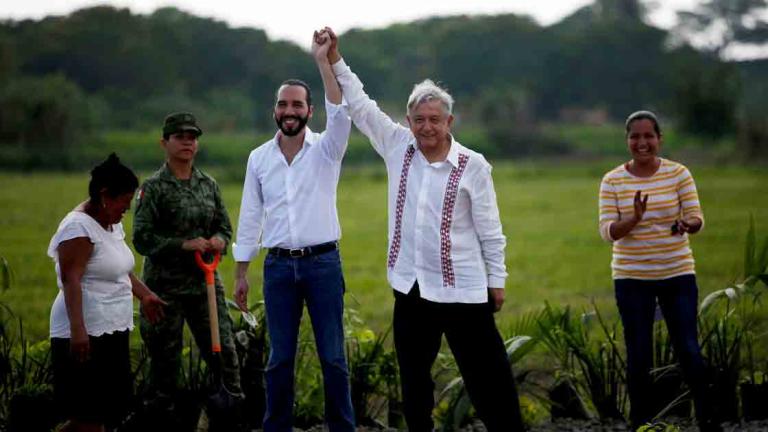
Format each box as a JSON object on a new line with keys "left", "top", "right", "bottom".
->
{"left": 1, "top": 219, "right": 766, "bottom": 431}
{"left": 0, "top": 162, "right": 766, "bottom": 430}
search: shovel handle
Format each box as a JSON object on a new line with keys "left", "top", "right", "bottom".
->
{"left": 195, "top": 251, "right": 222, "bottom": 353}
{"left": 194, "top": 251, "right": 221, "bottom": 285}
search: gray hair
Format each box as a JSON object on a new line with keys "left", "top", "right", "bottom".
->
{"left": 406, "top": 79, "right": 454, "bottom": 116}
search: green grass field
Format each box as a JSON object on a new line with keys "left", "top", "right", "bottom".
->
{"left": 1, "top": 161, "right": 766, "bottom": 340}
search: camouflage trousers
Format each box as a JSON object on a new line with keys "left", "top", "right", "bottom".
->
{"left": 139, "top": 284, "right": 242, "bottom": 398}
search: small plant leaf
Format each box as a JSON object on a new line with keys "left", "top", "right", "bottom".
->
{"left": 700, "top": 289, "right": 727, "bottom": 312}
{"left": 745, "top": 214, "right": 756, "bottom": 277}
{"left": 0, "top": 255, "right": 11, "bottom": 292}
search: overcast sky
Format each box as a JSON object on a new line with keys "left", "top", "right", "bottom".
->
{"left": 1, "top": 0, "right": 700, "bottom": 49}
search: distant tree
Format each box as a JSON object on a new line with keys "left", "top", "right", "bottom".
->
{"left": 673, "top": 0, "right": 768, "bottom": 58}
{"left": 594, "top": 0, "right": 647, "bottom": 22}
{"left": 0, "top": 74, "right": 94, "bottom": 168}
{"left": 668, "top": 48, "right": 740, "bottom": 139}
{"left": 736, "top": 60, "right": 768, "bottom": 159}
{"left": 0, "top": 34, "right": 16, "bottom": 85}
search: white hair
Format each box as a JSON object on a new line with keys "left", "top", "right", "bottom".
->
{"left": 406, "top": 79, "right": 454, "bottom": 116}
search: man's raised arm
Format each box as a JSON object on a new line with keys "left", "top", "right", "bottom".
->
{"left": 323, "top": 27, "right": 412, "bottom": 158}
{"left": 312, "top": 30, "right": 350, "bottom": 161}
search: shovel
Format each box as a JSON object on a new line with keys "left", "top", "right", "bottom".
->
{"left": 194, "top": 250, "right": 241, "bottom": 430}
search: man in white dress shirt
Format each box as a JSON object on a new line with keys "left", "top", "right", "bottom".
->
{"left": 321, "top": 28, "right": 524, "bottom": 431}
{"left": 231, "top": 32, "right": 355, "bottom": 432}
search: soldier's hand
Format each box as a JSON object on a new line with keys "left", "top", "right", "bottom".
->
{"left": 488, "top": 288, "right": 505, "bottom": 313}
{"left": 182, "top": 237, "right": 210, "bottom": 252}
{"left": 234, "top": 277, "right": 249, "bottom": 312}
{"left": 208, "top": 236, "right": 226, "bottom": 252}
{"left": 141, "top": 291, "right": 168, "bottom": 324}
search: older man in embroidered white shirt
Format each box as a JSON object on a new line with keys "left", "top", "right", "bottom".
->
{"left": 231, "top": 32, "right": 355, "bottom": 432}
{"left": 320, "top": 28, "right": 524, "bottom": 432}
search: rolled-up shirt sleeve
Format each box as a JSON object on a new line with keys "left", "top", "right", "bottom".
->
{"left": 470, "top": 163, "right": 508, "bottom": 288}
{"left": 318, "top": 96, "right": 351, "bottom": 162}
{"left": 233, "top": 151, "right": 265, "bottom": 262}
{"left": 599, "top": 175, "right": 618, "bottom": 242}
{"left": 677, "top": 167, "right": 705, "bottom": 231}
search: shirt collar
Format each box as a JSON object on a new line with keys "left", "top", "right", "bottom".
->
{"left": 271, "top": 127, "right": 315, "bottom": 150}
{"left": 414, "top": 135, "right": 461, "bottom": 168}
{"left": 445, "top": 135, "right": 460, "bottom": 168}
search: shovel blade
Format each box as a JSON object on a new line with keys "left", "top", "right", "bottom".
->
{"left": 206, "top": 384, "right": 243, "bottom": 432}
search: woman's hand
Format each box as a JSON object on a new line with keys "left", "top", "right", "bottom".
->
{"left": 609, "top": 190, "right": 649, "bottom": 241}
{"left": 70, "top": 325, "right": 90, "bottom": 363}
{"left": 130, "top": 273, "right": 167, "bottom": 324}
{"left": 141, "top": 291, "right": 168, "bottom": 324}
{"left": 632, "top": 190, "right": 649, "bottom": 223}
{"left": 673, "top": 217, "right": 703, "bottom": 236}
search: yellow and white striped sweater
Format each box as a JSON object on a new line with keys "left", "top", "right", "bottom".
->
{"left": 599, "top": 158, "right": 704, "bottom": 280}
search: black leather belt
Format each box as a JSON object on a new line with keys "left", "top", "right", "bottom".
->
{"left": 268, "top": 241, "right": 338, "bottom": 258}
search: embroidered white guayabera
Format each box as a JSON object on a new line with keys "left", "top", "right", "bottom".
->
{"left": 334, "top": 59, "right": 508, "bottom": 304}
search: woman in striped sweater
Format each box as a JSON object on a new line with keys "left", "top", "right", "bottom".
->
{"left": 598, "top": 111, "right": 721, "bottom": 431}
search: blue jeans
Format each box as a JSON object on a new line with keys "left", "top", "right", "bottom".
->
{"left": 262, "top": 248, "right": 355, "bottom": 432}
{"left": 615, "top": 274, "right": 719, "bottom": 430}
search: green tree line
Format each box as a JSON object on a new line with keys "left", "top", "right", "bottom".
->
{"left": 0, "top": 0, "right": 766, "bottom": 169}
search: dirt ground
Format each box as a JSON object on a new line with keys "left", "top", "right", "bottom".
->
{"left": 288, "top": 418, "right": 768, "bottom": 432}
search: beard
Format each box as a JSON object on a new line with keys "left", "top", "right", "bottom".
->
{"left": 275, "top": 114, "right": 309, "bottom": 136}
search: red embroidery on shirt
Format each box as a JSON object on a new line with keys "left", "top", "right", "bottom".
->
{"left": 440, "top": 153, "right": 470, "bottom": 287}
{"left": 387, "top": 145, "right": 416, "bottom": 269}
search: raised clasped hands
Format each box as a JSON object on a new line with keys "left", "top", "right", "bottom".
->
{"left": 313, "top": 26, "right": 340, "bottom": 64}
{"left": 312, "top": 29, "right": 331, "bottom": 63}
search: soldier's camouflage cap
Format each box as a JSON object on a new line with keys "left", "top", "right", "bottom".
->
{"left": 163, "top": 112, "right": 203, "bottom": 136}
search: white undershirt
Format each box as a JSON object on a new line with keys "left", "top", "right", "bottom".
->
{"left": 48, "top": 211, "right": 135, "bottom": 338}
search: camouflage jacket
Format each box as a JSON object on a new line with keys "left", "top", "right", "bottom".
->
{"left": 133, "top": 163, "right": 231, "bottom": 294}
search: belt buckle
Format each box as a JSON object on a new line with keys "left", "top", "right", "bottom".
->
{"left": 289, "top": 248, "right": 305, "bottom": 258}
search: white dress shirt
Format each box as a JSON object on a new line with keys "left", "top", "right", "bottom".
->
{"left": 333, "top": 59, "right": 508, "bottom": 304}
{"left": 232, "top": 98, "right": 351, "bottom": 261}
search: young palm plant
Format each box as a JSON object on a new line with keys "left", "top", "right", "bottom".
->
{"left": 649, "top": 317, "right": 692, "bottom": 419}
{"left": 536, "top": 301, "right": 627, "bottom": 421}
{"left": 434, "top": 311, "right": 539, "bottom": 431}
{"left": 0, "top": 256, "right": 57, "bottom": 431}
{"left": 698, "top": 216, "right": 768, "bottom": 422}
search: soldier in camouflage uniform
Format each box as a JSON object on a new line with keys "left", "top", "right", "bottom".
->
{"left": 133, "top": 112, "right": 242, "bottom": 418}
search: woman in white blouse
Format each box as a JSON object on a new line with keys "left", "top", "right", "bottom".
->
{"left": 48, "top": 153, "right": 165, "bottom": 432}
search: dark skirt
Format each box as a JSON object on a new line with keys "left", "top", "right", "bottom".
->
{"left": 51, "top": 329, "right": 132, "bottom": 426}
